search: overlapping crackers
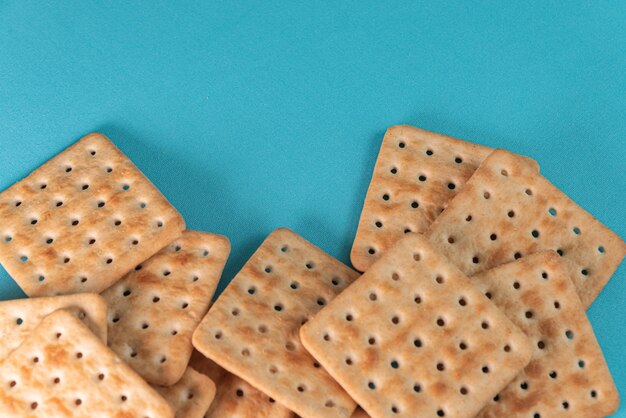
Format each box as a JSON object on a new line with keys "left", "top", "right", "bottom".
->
{"left": 193, "top": 228, "right": 359, "bottom": 418}
{"left": 427, "top": 149, "right": 626, "bottom": 307}
{"left": 302, "top": 233, "right": 533, "bottom": 418}
{"left": 471, "top": 251, "right": 619, "bottom": 417}
{"left": 0, "top": 309, "right": 174, "bottom": 417}
{"left": 154, "top": 367, "right": 216, "bottom": 418}
{"left": 102, "top": 230, "right": 230, "bottom": 386}
{"left": 350, "top": 125, "right": 493, "bottom": 271}
{"left": 0, "top": 132, "right": 185, "bottom": 296}
{"left": 189, "top": 349, "right": 295, "bottom": 418}
{"left": 0, "top": 293, "right": 107, "bottom": 360}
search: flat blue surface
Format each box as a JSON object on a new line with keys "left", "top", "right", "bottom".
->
{"left": 1, "top": 1, "right": 625, "bottom": 414}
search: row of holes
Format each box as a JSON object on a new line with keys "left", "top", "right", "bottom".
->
{"left": 396, "top": 140, "right": 463, "bottom": 166}
{"left": 233, "top": 387, "right": 277, "bottom": 405}
{"left": 10, "top": 181, "right": 132, "bottom": 206}
{"left": 493, "top": 388, "right": 600, "bottom": 417}
{"left": 384, "top": 169, "right": 459, "bottom": 190}
{"left": 5, "top": 217, "right": 162, "bottom": 234}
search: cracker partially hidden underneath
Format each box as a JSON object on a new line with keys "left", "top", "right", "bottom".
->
{"left": 0, "top": 309, "right": 174, "bottom": 417}
{"left": 427, "top": 149, "right": 625, "bottom": 308}
{"left": 193, "top": 228, "right": 359, "bottom": 418}
{"left": 302, "top": 233, "right": 533, "bottom": 418}
{"left": 350, "top": 125, "right": 494, "bottom": 272}
{"left": 102, "top": 230, "right": 230, "bottom": 386}
{"left": 0, "top": 132, "right": 185, "bottom": 296}
{"left": 471, "top": 251, "right": 619, "bottom": 418}
{"left": 154, "top": 367, "right": 216, "bottom": 418}
{"left": 0, "top": 293, "right": 108, "bottom": 360}
{"left": 189, "top": 349, "right": 294, "bottom": 418}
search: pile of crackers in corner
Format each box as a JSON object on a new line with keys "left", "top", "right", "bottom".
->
{"left": 0, "top": 126, "right": 623, "bottom": 418}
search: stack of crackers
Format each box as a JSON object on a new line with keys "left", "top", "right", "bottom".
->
{"left": 0, "top": 127, "right": 623, "bottom": 418}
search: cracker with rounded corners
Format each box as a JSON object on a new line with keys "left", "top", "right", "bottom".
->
{"left": 193, "top": 228, "right": 359, "bottom": 418}
{"left": 350, "top": 125, "right": 494, "bottom": 272}
{"left": 189, "top": 350, "right": 294, "bottom": 418}
{"left": 0, "top": 132, "right": 185, "bottom": 296}
{"left": 427, "top": 149, "right": 625, "bottom": 308}
{"left": 0, "top": 309, "right": 174, "bottom": 418}
{"left": 302, "top": 233, "right": 533, "bottom": 418}
{"left": 471, "top": 251, "right": 619, "bottom": 418}
{"left": 0, "top": 293, "right": 107, "bottom": 360}
{"left": 102, "top": 230, "right": 230, "bottom": 386}
{"left": 154, "top": 367, "right": 216, "bottom": 418}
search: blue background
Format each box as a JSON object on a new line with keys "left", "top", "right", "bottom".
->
{"left": 1, "top": 1, "right": 624, "bottom": 414}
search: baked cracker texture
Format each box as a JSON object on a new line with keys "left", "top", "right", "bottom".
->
{"left": 427, "top": 149, "right": 626, "bottom": 308}
{"left": 471, "top": 251, "right": 619, "bottom": 418}
{"left": 192, "top": 228, "right": 359, "bottom": 418}
{"left": 0, "top": 293, "right": 107, "bottom": 360}
{"left": 102, "top": 230, "right": 230, "bottom": 386}
{"left": 0, "top": 132, "right": 185, "bottom": 296}
{"left": 0, "top": 309, "right": 174, "bottom": 418}
{"left": 154, "top": 367, "right": 216, "bottom": 418}
{"left": 189, "top": 349, "right": 294, "bottom": 418}
{"left": 350, "top": 125, "right": 493, "bottom": 272}
{"left": 301, "top": 233, "right": 533, "bottom": 418}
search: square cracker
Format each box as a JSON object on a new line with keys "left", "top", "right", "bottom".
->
{"left": 0, "top": 293, "right": 108, "bottom": 360}
{"left": 0, "top": 309, "right": 174, "bottom": 418}
{"left": 153, "top": 367, "right": 216, "bottom": 418}
{"left": 350, "top": 125, "right": 494, "bottom": 272}
{"left": 426, "top": 149, "right": 626, "bottom": 308}
{"left": 301, "top": 233, "right": 533, "bottom": 418}
{"left": 102, "top": 230, "right": 230, "bottom": 386}
{"left": 189, "top": 349, "right": 294, "bottom": 418}
{"left": 192, "top": 228, "right": 360, "bottom": 418}
{"left": 470, "top": 251, "right": 619, "bottom": 418}
{"left": 0, "top": 132, "right": 185, "bottom": 296}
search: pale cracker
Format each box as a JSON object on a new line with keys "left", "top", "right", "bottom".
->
{"left": 350, "top": 125, "right": 494, "bottom": 272}
{"left": 192, "top": 228, "right": 359, "bottom": 418}
{"left": 0, "top": 132, "right": 185, "bottom": 296}
{"left": 0, "top": 293, "right": 107, "bottom": 360}
{"left": 189, "top": 349, "right": 294, "bottom": 418}
{"left": 154, "top": 367, "right": 216, "bottom": 418}
{"left": 427, "top": 149, "right": 626, "bottom": 308}
{"left": 470, "top": 251, "right": 619, "bottom": 418}
{"left": 102, "top": 230, "right": 230, "bottom": 386}
{"left": 301, "top": 233, "right": 533, "bottom": 418}
{"left": 0, "top": 309, "right": 174, "bottom": 417}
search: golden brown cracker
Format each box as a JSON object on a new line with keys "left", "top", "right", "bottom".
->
{"left": 193, "top": 228, "right": 359, "bottom": 418}
{"left": 471, "top": 251, "right": 619, "bottom": 417}
{"left": 350, "top": 125, "right": 493, "bottom": 271}
{"left": 154, "top": 367, "right": 216, "bottom": 418}
{"left": 102, "top": 230, "right": 230, "bottom": 386}
{"left": 0, "top": 309, "right": 174, "bottom": 417}
{"left": 427, "top": 149, "right": 625, "bottom": 308}
{"left": 302, "top": 233, "right": 533, "bottom": 418}
{"left": 0, "top": 132, "right": 185, "bottom": 296}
